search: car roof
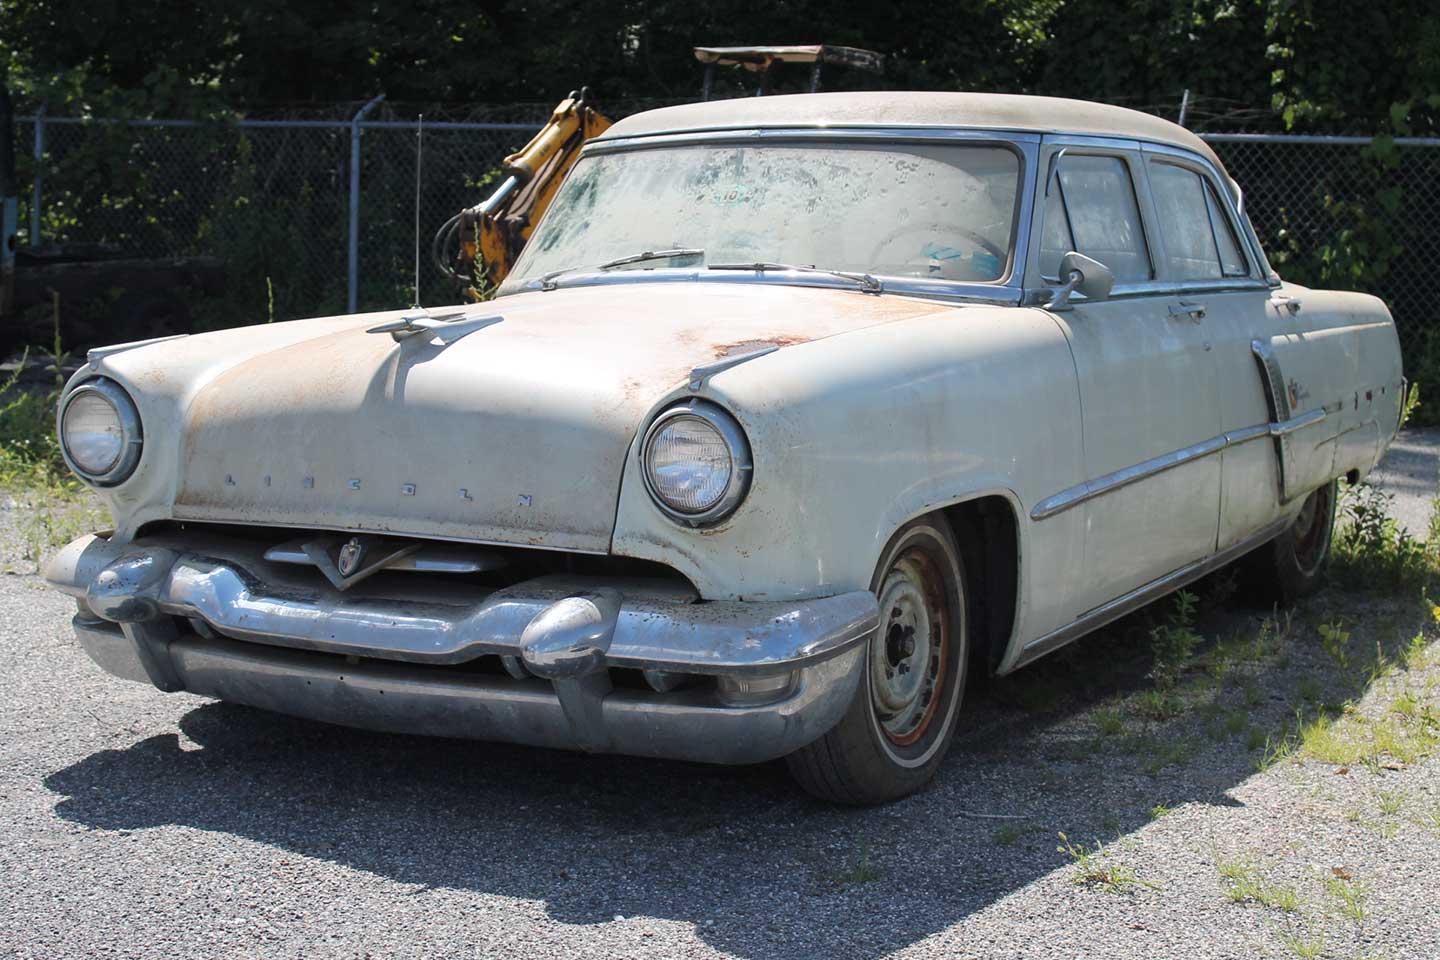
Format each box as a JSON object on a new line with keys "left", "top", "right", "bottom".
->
{"left": 597, "top": 91, "right": 1224, "bottom": 173}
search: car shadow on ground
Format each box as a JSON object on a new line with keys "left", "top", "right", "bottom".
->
{"left": 41, "top": 576, "right": 1432, "bottom": 960}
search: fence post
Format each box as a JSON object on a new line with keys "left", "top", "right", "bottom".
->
{"left": 347, "top": 94, "right": 385, "bottom": 314}
{"left": 30, "top": 103, "right": 44, "bottom": 248}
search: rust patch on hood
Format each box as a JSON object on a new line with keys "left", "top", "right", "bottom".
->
{"left": 712, "top": 335, "right": 813, "bottom": 359}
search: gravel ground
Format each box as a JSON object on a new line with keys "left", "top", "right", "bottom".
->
{"left": 2, "top": 434, "right": 1439, "bottom": 960}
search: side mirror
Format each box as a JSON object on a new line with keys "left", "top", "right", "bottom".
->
{"left": 1046, "top": 252, "right": 1115, "bottom": 311}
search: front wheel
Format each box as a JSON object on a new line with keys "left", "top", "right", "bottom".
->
{"left": 1240, "top": 479, "right": 1337, "bottom": 604}
{"left": 786, "top": 516, "right": 969, "bottom": 805}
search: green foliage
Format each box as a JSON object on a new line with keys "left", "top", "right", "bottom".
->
{"left": 1150, "top": 590, "right": 1202, "bottom": 688}
{"left": 1331, "top": 482, "right": 1436, "bottom": 591}
{"left": 0, "top": 350, "right": 108, "bottom": 568}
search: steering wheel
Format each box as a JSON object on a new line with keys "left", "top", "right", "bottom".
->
{"left": 868, "top": 223, "right": 1007, "bottom": 278}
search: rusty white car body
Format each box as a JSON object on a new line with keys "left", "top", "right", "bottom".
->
{"left": 44, "top": 93, "right": 1402, "bottom": 802}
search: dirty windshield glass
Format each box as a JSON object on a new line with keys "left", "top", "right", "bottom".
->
{"left": 501, "top": 141, "right": 1021, "bottom": 291}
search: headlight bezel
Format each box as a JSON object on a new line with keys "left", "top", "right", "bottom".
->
{"left": 58, "top": 377, "right": 143, "bottom": 486}
{"left": 641, "top": 399, "right": 752, "bottom": 527}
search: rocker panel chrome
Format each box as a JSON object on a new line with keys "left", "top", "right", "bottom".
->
{"left": 1013, "top": 515, "right": 1290, "bottom": 669}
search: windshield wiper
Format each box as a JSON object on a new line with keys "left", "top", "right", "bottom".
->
{"left": 707, "top": 261, "right": 883, "bottom": 294}
{"left": 538, "top": 248, "right": 705, "bottom": 290}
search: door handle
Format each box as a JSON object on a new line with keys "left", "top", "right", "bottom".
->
{"left": 1270, "top": 294, "right": 1302, "bottom": 315}
{"left": 1167, "top": 301, "right": 1206, "bottom": 322}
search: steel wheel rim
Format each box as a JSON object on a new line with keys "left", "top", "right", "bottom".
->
{"left": 1292, "top": 483, "right": 1333, "bottom": 576}
{"left": 869, "top": 547, "right": 948, "bottom": 747}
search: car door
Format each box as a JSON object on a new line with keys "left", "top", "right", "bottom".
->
{"left": 1139, "top": 148, "right": 1285, "bottom": 550}
{"left": 1028, "top": 140, "right": 1223, "bottom": 614}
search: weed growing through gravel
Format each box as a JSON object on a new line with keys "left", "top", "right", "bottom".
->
{"left": 832, "top": 844, "right": 881, "bottom": 886}
{"left": 991, "top": 822, "right": 1035, "bottom": 846}
{"left": 1331, "top": 481, "right": 1437, "bottom": 592}
{"left": 1377, "top": 791, "right": 1404, "bottom": 816}
{"left": 1057, "top": 833, "right": 1153, "bottom": 893}
{"left": 1148, "top": 802, "right": 1172, "bottom": 820}
{"left": 1092, "top": 707, "right": 1125, "bottom": 737}
{"left": 1278, "top": 929, "right": 1326, "bottom": 959}
{"left": 1217, "top": 859, "right": 1300, "bottom": 912}
{"left": 1323, "top": 874, "right": 1368, "bottom": 922}
{"left": 1133, "top": 689, "right": 1185, "bottom": 722}
{"left": 1149, "top": 590, "right": 1202, "bottom": 687}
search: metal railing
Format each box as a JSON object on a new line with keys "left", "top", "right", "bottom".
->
{"left": 11, "top": 107, "right": 1440, "bottom": 370}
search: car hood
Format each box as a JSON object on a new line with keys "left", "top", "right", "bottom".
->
{"left": 106, "top": 283, "right": 952, "bottom": 551}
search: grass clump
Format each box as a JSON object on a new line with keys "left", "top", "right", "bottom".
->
{"left": 1057, "top": 833, "right": 1153, "bottom": 893}
{"left": 991, "top": 822, "right": 1035, "bottom": 846}
{"left": 1323, "top": 873, "right": 1368, "bottom": 922}
{"left": 1279, "top": 930, "right": 1326, "bottom": 959}
{"left": 1092, "top": 706, "right": 1125, "bottom": 737}
{"left": 832, "top": 843, "right": 881, "bottom": 886}
{"left": 1217, "top": 858, "right": 1300, "bottom": 912}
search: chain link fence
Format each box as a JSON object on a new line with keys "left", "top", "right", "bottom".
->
{"left": 11, "top": 105, "right": 1440, "bottom": 381}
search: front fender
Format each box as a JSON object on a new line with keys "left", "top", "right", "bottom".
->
{"left": 610, "top": 304, "right": 1086, "bottom": 647}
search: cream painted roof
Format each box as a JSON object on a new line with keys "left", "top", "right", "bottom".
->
{"left": 599, "top": 91, "right": 1224, "bottom": 172}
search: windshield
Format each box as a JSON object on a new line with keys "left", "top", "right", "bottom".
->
{"left": 500, "top": 140, "right": 1022, "bottom": 293}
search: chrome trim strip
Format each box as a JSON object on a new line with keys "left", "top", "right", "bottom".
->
{"left": 1223, "top": 423, "right": 1270, "bottom": 445}
{"left": 1013, "top": 516, "right": 1291, "bottom": 669}
{"left": 1030, "top": 409, "right": 1329, "bottom": 521}
{"left": 1271, "top": 408, "right": 1326, "bottom": 437}
{"left": 1250, "top": 339, "right": 1291, "bottom": 420}
{"left": 1030, "top": 435, "right": 1227, "bottom": 521}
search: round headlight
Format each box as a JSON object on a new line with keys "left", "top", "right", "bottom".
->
{"left": 642, "top": 400, "right": 752, "bottom": 526}
{"left": 59, "top": 378, "right": 143, "bottom": 485}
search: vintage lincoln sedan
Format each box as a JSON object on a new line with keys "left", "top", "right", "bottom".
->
{"left": 45, "top": 93, "right": 1402, "bottom": 803}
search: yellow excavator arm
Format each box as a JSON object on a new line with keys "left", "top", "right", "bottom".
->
{"left": 439, "top": 89, "right": 610, "bottom": 298}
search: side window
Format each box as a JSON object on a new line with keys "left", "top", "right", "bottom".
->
{"left": 1043, "top": 154, "right": 1151, "bottom": 282}
{"left": 1203, "top": 181, "right": 1249, "bottom": 277}
{"left": 1149, "top": 161, "right": 1251, "bottom": 280}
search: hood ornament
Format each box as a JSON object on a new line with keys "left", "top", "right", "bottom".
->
{"left": 366, "top": 309, "right": 504, "bottom": 346}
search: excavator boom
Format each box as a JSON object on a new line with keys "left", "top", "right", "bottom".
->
{"left": 439, "top": 89, "right": 610, "bottom": 298}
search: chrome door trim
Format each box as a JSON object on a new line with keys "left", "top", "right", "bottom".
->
{"left": 1030, "top": 435, "right": 1228, "bottom": 521}
{"left": 1013, "top": 515, "right": 1291, "bottom": 669}
{"left": 1029, "top": 409, "right": 1329, "bottom": 521}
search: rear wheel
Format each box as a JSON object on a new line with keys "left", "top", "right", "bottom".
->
{"left": 1240, "top": 479, "right": 1337, "bottom": 604}
{"left": 786, "top": 516, "right": 969, "bottom": 805}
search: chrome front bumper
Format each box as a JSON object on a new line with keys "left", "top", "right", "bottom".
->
{"left": 45, "top": 533, "right": 877, "bottom": 764}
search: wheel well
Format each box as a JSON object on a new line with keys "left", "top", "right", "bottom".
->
{"left": 942, "top": 496, "right": 1019, "bottom": 677}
